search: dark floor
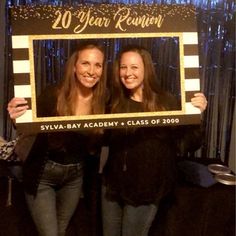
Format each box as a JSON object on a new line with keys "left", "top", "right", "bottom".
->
{"left": 0, "top": 159, "right": 235, "bottom": 236}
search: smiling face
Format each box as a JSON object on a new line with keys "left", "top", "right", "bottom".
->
{"left": 74, "top": 48, "right": 104, "bottom": 89}
{"left": 119, "top": 51, "right": 145, "bottom": 100}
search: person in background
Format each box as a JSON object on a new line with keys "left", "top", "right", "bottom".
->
{"left": 101, "top": 45, "right": 207, "bottom": 236}
{"left": 7, "top": 42, "right": 107, "bottom": 236}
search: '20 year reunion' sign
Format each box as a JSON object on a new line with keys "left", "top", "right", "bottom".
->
{"left": 10, "top": 4, "right": 201, "bottom": 132}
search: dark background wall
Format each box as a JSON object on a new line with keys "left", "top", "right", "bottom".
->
{"left": 0, "top": 0, "right": 6, "bottom": 137}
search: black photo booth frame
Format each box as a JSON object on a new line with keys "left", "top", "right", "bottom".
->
{"left": 10, "top": 4, "right": 201, "bottom": 132}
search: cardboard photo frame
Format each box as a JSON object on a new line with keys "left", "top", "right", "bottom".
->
{"left": 10, "top": 4, "right": 201, "bottom": 132}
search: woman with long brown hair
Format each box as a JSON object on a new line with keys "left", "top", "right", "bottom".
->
{"left": 102, "top": 45, "right": 207, "bottom": 236}
{"left": 7, "top": 42, "right": 107, "bottom": 236}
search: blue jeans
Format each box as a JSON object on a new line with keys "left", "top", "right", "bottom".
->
{"left": 25, "top": 160, "right": 83, "bottom": 236}
{"left": 102, "top": 185, "right": 158, "bottom": 236}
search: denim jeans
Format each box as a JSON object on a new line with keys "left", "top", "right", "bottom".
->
{"left": 25, "top": 160, "right": 83, "bottom": 236}
{"left": 102, "top": 185, "right": 158, "bottom": 236}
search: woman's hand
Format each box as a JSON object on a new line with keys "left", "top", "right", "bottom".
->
{"left": 7, "top": 97, "right": 29, "bottom": 120}
{"left": 191, "top": 93, "right": 208, "bottom": 113}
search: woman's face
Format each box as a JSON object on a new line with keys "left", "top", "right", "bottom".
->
{"left": 119, "top": 51, "right": 145, "bottom": 94}
{"left": 74, "top": 48, "right": 104, "bottom": 89}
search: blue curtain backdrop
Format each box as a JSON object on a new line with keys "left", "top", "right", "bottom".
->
{"left": 3, "top": 0, "right": 235, "bottom": 164}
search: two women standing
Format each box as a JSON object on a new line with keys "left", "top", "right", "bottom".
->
{"left": 7, "top": 43, "right": 207, "bottom": 236}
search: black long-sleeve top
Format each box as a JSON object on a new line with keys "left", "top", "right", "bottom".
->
{"left": 103, "top": 98, "right": 203, "bottom": 206}
{"left": 20, "top": 86, "right": 90, "bottom": 195}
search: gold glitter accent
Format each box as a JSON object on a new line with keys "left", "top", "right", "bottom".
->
{"left": 10, "top": 4, "right": 196, "bottom": 21}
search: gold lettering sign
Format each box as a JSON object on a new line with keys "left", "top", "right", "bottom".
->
{"left": 10, "top": 4, "right": 201, "bottom": 133}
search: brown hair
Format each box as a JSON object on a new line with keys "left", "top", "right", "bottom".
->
{"left": 111, "top": 45, "right": 166, "bottom": 113}
{"left": 57, "top": 43, "right": 107, "bottom": 116}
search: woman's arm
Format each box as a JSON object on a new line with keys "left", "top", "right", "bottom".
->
{"left": 175, "top": 92, "right": 208, "bottom": 156}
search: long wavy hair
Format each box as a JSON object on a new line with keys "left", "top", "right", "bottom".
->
{"left": 57, "top": 43, "right": 107, "bottom": 116}
{"left": 111, "top": 45, "right": 167, "bottom": 113}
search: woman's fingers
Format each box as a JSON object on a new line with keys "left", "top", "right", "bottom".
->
{"left": 7, "top": 98, "right": 29, "bottom": 119}
{"left": 191, "top": 93, "right": 208, "bottom": 112}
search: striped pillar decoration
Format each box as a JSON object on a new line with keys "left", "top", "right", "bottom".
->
{"left": 12, "top": 35, "right": 33, "bottom": 123}
{"left": 183, "top": 32, "right": 201, "bottom": 115}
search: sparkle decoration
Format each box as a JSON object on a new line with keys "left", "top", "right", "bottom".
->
{"left": 10, "top": 4, "right": 197, "bottom": 35}
{"left": 10, "top": 4, "right": 196, "bottom": 21}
